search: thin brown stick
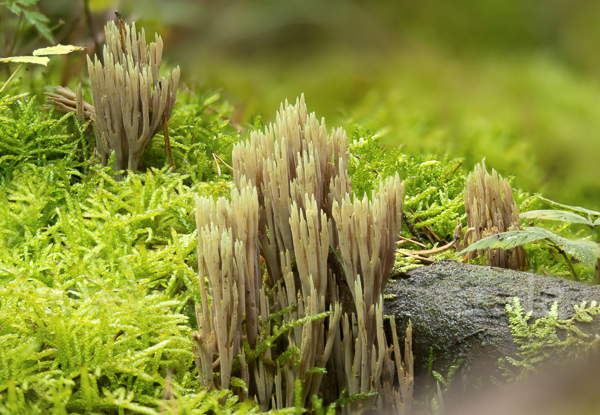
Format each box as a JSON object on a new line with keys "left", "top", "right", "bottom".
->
{"left": 402, "top": 239, "right": 457, "bottom": 256}
{"left": 211, "top": 150, "right": 222, "bottom": 176}
{"left": 114, "top": 11, "right": 126, "bottom": 53}
{"left": 402, "top": 212, "right": 425, "bottom": 244}
{"left": 409, "top": 208, "right": 441, "bottom": 242}
{"left": 162, "top": 111, "right": 176, "bottom": 171}
{"left": 397, "top": 235, "right": 428, "bottom": 249}
{"left": 452, "top": 161, "right": 463, "bottom": 173}
{"left": 211, "top": 149, "right": 238, "bottom": 175}
{"left": 352, "top": 152, "right": 380, "bottom": 175}
{"left": 555, "top": 244, "right": 580, "bottom": 282}
{"left": 396, "top": 250, "right": 436, "bottom": 263}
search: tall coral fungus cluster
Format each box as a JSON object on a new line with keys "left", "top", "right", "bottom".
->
{"left": 193, "top": 96, "right": 411, "bottom": 413}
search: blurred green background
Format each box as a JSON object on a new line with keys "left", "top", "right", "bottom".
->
{"left": 23, "top": 0, "right": 600, "bottom": 209}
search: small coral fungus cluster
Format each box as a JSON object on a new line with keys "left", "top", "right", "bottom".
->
{"left": 460, "top": 161, "right": 527, "bottom": 270}
{"left": 47, "top": 19, "right": 179, "bottom": 178}
{"left": 193, "top": 96, "right": 412, "bottom": 413}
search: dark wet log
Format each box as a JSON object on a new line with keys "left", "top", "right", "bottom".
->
{"left": 383, "top": 261, "right": 600, "bottom": 389}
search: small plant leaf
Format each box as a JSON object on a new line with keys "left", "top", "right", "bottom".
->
{"left": 0, "top": 56, "right": 50, "bottom": 65}
{"left": 535, "top": 195, "right": 600, "bottom": 219}
{"left": 32, "top": 44, "right": 84, "bottom": 56}
{"left": 22, "top": 9, "right": 54, "bottom": 43}
{"left": 520, "top": 210, "right": 594, "bottom": 226}
{"left": 459, "top": 227, "right": 600, "bottom": 266}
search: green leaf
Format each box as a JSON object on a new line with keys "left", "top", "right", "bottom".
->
{"left": 22, "top": 9, "right": 54, "bottom": 43}
{"left": 432, "top": 371, "right": 447, "bottom": 386}
{"left": 460, "top": 227, "right": 552, "bottom": 252}
{"left": 5, "top": 4, "right": 24, "bottom": 16}
{"left": 338, "top": 391, "right": 379, "bottom": 407}
{"left": 230, "top": 376, "right": 248, "bottom": 391}
{"left": 535, "top": 195, "right": 600, "bottom": 219}
{"left": 459, "top": 227, "right": 600, "bottom": 266}
{"left": 22, "top": 9, "right": 48, "bottom": 23}
{"left": 17, "top": 0, "right": 41, "bottom": 6}
{"left": 520, "top": 210, "right": 594, "bottom": 226}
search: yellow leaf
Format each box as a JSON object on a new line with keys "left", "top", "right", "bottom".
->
{"left": 32, "top": 44, "right": 85, "bottom": 56}
{"left": 0, "top": 56, "right": 50, "bottom": 66}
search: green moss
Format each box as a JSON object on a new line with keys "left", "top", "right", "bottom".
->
{"left": 500, "top": 297, "right": 600, "bottom": 382}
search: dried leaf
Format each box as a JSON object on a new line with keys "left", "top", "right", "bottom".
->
{"left": 0, "top": 56, "right": 50, "bottom": 66}
{"left": 33, "top": 44, "right": 85, "bottom": 56}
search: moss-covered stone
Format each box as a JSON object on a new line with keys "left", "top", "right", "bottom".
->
{"left": 384, "top": 260, "right": 600, "bottom": 388}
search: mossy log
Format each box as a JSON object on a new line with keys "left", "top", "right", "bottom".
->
{"left": 383, "top": 261, "right": 600, "bottom": 389}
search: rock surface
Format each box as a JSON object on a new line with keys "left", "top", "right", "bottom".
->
{"left": 383, "top": 261, "right": 600, "bottom": 388}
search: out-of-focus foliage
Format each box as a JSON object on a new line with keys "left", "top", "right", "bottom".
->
{"left": 25, "top": 0, "right": 600, "bottom": 209}
{"left": 86, "top": 0, "right": 598, "bottom": 212}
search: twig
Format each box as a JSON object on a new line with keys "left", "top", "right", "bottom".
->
{"left": 211, "top": 149, "right": 237, "bottom": 175}
{"left": 162, "top": 111, "right": 176, "bottom": 171}
{"left": 352, "top": 152, "right": 380, "bottom": 175}
{"left": 402, "top": 213, "right": 424, "bottom": 244}
{"left": 555, "top": 245, "right": 580, "bottom": 282}
{"left": 396, "top": 250, "right": 436, "bottom": 263}
{"left": 452, "top": 161, "right": 463, "bottom": 174}
{"left": 397, "top": 235, "right": 428, "bottom": 249}
{"left": 459, "top": 328, "right": 486, "bottom": 343}
{"left": 409, "top": 208, "right": 441, "bottom": 242}
{"left": 401, "top": 239, "right": 457, "bottom": 256}
{"left": 0, "top": 63, "right": 23, "bottom": 95}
